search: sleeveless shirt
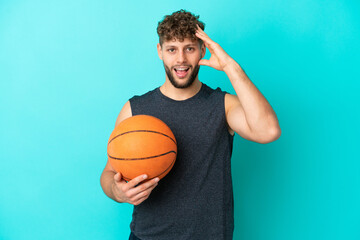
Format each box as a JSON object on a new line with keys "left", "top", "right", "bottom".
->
{"left": 129, "top": 83, "right": 234, "bottom": 240}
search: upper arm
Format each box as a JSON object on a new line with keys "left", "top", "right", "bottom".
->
{"left": 225, "top": 93, "right": 256, "bottom": 141}
{"left": 115, "top": 100, "right": 132, "bottom": 127}
{"left": 225, "top": 93, "right": 281, "bottom": 144}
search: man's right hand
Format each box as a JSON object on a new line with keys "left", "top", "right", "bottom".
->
{"left": 112, "top": 172, "right": 159, "bottom": 205}
{"left": 100, "top": 100, "right": 160, "bottom": 205}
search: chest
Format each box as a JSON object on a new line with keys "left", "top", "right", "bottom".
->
{"left": 152, "top": 100, "right": 227, "bottom": 151}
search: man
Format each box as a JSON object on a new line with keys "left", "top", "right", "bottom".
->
{"left": 100, "top": 9, "right": 281, "bottom": 240}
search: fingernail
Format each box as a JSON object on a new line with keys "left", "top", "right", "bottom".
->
{"left": 154, "top": 178, "right": 159, "bottom": 183}
{"left": 143, "top": 174, "right": 147, "bottom": 179}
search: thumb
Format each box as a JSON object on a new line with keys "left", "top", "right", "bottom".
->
{"left": 198, "top": 59, "right": 210, "bottom": 67}
{"left": 114, "top": 172, "right": 122, "bottom": 182}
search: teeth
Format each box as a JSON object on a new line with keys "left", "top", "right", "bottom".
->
{"left": 175, "top": 68, "right": 189, "bottom": 71}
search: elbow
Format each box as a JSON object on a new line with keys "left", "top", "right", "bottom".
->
{"left": 258, "top": 126, "right": 281, "bottom": 144}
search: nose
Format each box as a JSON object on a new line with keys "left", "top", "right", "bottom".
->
{"left": 177, "top": 50, "right": 187, "bottom": 63}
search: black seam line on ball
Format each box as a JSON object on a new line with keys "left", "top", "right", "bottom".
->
{"left": 108, "top": 130, "right": 177, "bottom": 145}
{"left": 122, "top": 155, "right": 176, "bottom": 181}
{"left": 108, "top": 151, "right": 177, "bottom": 161}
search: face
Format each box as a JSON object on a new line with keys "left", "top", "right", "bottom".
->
{"left": 157, "top": 38, "right": 205, "bottom": 89}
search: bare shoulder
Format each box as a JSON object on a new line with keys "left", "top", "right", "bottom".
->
{"left": 115, "top": 101, "right": 132, "bottom": 127}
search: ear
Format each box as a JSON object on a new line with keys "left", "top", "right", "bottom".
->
{"left": 200, "top": 44, "right": 206, "bottom": 59}
{"left": 157, "top": 43, "right": 163, "bottom": 60}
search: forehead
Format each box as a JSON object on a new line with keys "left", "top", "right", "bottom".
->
{"left": 162, "top": 38, "right": 200, "bottom": 48}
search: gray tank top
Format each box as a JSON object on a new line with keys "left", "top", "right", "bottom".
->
{"left": 129, "top": 83, "right": 234, "bottom": 240}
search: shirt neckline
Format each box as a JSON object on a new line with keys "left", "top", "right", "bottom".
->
{"left": 156, "top": 83, "right": 205, "bottom": 103}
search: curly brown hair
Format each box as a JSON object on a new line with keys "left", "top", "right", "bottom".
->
{"left": 157, "top": 9, "right": 205, "bottom": 46}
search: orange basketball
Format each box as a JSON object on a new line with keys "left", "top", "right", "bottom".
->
{"left": 107, "top": 115, "right": 177, "bottom": 181}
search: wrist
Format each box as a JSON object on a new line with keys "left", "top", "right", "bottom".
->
{"left": 111, "top": 181, "right": 120, "bottom": 202}
{"left": 223, "top": 60, "right": 241, "bottom": 73}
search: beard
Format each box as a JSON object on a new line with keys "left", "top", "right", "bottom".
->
{"left": 163, "top": 63, "right": 200, "bottom": 89}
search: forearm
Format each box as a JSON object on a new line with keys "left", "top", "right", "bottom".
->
{"left": 100, "top": 170, "right": 121, "bottom": 203}
{"left": 224, "top": 61, "right": 280, "bottom": 134}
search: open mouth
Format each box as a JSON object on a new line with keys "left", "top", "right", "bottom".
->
{"left": 174, "top": 66, "right": 190, "bottom": 78}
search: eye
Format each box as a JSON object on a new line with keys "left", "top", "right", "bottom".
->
{"left": 186, "top": 47, "right": 194, "bottom": 52}
{"left": 168, "top": 48, "right": 175, "bottom": 53}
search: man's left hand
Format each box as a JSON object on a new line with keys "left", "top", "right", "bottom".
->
{"left": 195, "top": 25, "right": 235, "bottom": 71}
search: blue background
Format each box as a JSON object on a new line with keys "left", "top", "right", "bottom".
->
{"left": 1, "top": 0, "right": 359, "bottom": 239}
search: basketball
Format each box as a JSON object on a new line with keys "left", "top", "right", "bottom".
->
{"left": 107, "top": 115, "right": 177, "bottom": 181}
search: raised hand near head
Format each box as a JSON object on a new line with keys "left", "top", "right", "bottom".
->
{"left": 195, "top": 25, "right": 235, "bottom": 71}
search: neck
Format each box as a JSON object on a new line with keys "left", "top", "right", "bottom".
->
{"left": 160, "top": 78, "right": 202, "bottom": 101}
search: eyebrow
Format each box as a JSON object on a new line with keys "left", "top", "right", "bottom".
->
{"left": 164, "top": 44, "right": 197, "bottom": 48}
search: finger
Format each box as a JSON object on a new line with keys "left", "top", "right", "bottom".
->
{"left": 195, "top": 31, "right": 218, "bottom": 52}
{"left": 114, "top": 172, "right": 122, "bottom": 182}
{"left": 196, "top": 24, "right": 204, "bottom": 32}
{"left": 195, "top": 31, "right": 207, "bottom": 41}
{"left": 131, "top": 182, "right": 158, "bottom": 203}
{"left": 196, "top": 34, "right": 216, "bottom": 50}
{"left": 127, "top": 177, "right": 159, "bottom": 198}
{"left": 133, "top": 177, "right": 159, "bottom": 193}
{"left": 198, "top": 59, "right": 211, "bottom": 66}
{"left": 195, "top": 27, "right": 205, "bottom": 38}
{"left": 195, "top": 26, "right": 211, "bottom": 41}
{"left": 123, "top": 174, "right": 148, "bottom": 192}
{"left": 132, "top": 195, "right": 149, "bottom": 206}
{"left": 131, "top": 179, "right": 159, "bottom": 205}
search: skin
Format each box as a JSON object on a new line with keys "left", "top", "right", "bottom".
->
{"left": 157, "top": 37, "right": 206, "bottom": 100}
{"left": 100, "top": 26, "right": 281, "bottom": 205}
